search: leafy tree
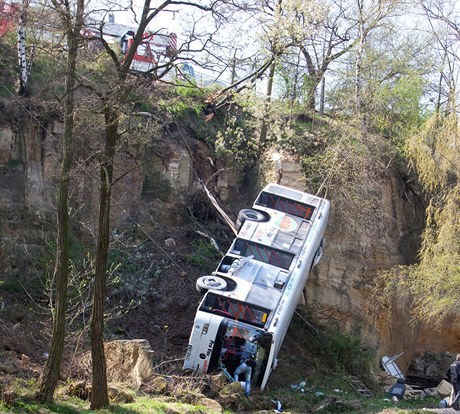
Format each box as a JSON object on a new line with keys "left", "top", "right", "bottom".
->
{"left": 295, "top": 0, "right": 359, "bottom": 112}
{"left": 374, "top": 113, "right": 460, "bottom": 323}
{"left": 256, "top": 0, "right": 324, "bottom": 142}
{"left": 329, "top": 22, "right": 429, "bottom": 139}
{"left": 370, "top": 0, "right": 460, "bottom": 326}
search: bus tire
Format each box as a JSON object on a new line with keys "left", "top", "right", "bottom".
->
{"left": 196, "top": 275, "right": 227, "bottom": 293}
{"left": 236, "top": 209, "right": 268, "bottom": 231}
{"left": 310, "top": 239, "right": 325, "bottom": 270}
{"left": 312, "top": 246, "right": 323, "bottom": 268}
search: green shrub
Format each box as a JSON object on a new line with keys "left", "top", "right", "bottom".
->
{"left": 185, "top": 239, "right": 221, "bottom": 268}
{"left": 214, "top": 115, "right": 260, "bottom": 170}
{"left": 328, "top": 333, "right": 372, "bottom": 377}
{"left": 0, "top": 281, "right": 22, "bottom": 293}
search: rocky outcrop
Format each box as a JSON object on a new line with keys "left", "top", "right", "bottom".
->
{"left": 0, "top": 109, "right": 220, "bottom": 282}
{"left": 406, "top": 351, "right": 456, "bottom": 385}
{"left": 104, "top": 339, "right": 154, "bottom": 388}
{"left": 263, "top": 150, "right": 460, "bottom": 374}
{"left": 0, "top": 116, "right": 60, "bottom": 285}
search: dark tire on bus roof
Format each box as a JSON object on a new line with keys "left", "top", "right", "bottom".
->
{"left": 196, "top": 275, "right": 227, "bottom": 293}
{"left": 236, "top": 209, "right": 269, "bottom": 231}
{"left": 310, "top": 239, "right": 325, "bottom": 271}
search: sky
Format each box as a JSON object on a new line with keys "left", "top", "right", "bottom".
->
{"left": 106, "top": 1, "right": 203, "bottom": 39}
{"left": 100, "top": 1, "right": 260, "bottom": 86}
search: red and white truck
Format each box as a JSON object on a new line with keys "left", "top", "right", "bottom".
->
{"left": 101, "top": 16, "right": 177, "bottom": 74}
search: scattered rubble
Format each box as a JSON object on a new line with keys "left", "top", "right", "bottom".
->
{"left": 377, "top": 351, "right": 460, "bottom": 404}
{"left": 436, "top": 380, "right": 453, "bottom": 397}
{"left": 58, "top": 380, "right": 134, "bottom": 403}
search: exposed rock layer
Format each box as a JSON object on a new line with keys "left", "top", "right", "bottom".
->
{"left": 1, "top": 108, "right": 459, "bottom": 376}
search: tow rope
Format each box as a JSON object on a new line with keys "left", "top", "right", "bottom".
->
{"left": 199, "top": 180, "right": 237, "bottom": 236}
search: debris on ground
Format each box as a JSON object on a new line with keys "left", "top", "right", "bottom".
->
{"left": 437, "top": 380, "right": 453, "bottom": 397}
{"left": 290, "top": 380, "right": 313, "bottom": 393}
{"left": 271, "top": 397, "right": 283, "bottom": 412}
{"left": 312, "top": 396, "right": 362, "bottom": 413}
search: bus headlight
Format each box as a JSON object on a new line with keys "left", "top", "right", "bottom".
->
{"left": 202, "top": 323, "right": 209, "bottom": 334}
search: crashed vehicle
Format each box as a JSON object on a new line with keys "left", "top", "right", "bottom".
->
{"left": 183, "top": 183, "right": 330, "bottom": 390}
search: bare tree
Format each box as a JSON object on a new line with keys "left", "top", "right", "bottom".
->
{"left": 83, "top": 0, "right": 268, "bottom": 408}
{"left": 35, "top": 0, "right": 85, "bottom": 403}
{"left": 298, "top": 0, "right": 359, "bottom": 111}
{"left": 419, "top": 0, "right": 460, "bottom": 115}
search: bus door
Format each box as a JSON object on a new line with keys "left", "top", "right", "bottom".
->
{"left": 183, "top": 312, "right": 225, "bottom": 374}
{"left": 218, "top": 320, "right": 273, "bottom": 388}
{"left": 259, "top": 334, "right": 278, "bottom": 390}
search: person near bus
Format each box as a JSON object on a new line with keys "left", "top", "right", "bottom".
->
{"left": 234, "top": 355, "right": 257, "bottom": 397}
{"left": 388, "top": 377, "right": 406, "bottom": 402}
{"left": 445, "top": 354, "right": 460, "bottom": 410}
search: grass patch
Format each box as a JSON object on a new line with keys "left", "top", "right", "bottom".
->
{"left": 0, "top": 395, "right": 224, "bottom": 414}
{"left": 0, "top": 374, "right": 444, "bottom": 414}
{"left": 265, "top": 382, "right": 442, "bottom": 414}
{"left": 0, "top": 281, "right": 23, "bottom": 294}
{"left": 185, "top": 239, "right": 221, "bottom": 268}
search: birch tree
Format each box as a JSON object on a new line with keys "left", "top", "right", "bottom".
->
{"left": 17, "top": 0, "right": 31, "bottom": 96}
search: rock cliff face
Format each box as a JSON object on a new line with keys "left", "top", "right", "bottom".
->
{"left": 1, "top": 106, "right": 458, "bottom": 374}
{"left": 0, "top": 111, "right": 222, "bottom": 281}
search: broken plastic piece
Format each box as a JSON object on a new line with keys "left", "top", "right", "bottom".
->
{"left": 381, "top": 353, "right": 404, "bottom": 379}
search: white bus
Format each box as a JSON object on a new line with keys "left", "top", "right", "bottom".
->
{"left": 183, "top": 183, "right": 330, "bottom": 391}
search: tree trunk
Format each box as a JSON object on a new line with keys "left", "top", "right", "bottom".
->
{"left": 90, "top": 107, "right": 118, "bottom": 410}
{"left": 230, "top": 48, "right": 237, "bottom": 85}
{"left": 319, "top": 77, "right": 325, "bottom": 115}
{"left": 17, "top": 0, "right": 29, "bottom": 97}
{"left": 259, "top": 61, "right": 276, "bottom": 144}
{"left": 354, "top": 0, "right": 364, "bottom": 114}
{"left": 288, "top": 49, "right": 302, "bottom": 128}
{"left": 35, "top": 0, "right": 84, "bottom": 403}
{"left": 305, "top": 78, "right": 316, "bottom": 112}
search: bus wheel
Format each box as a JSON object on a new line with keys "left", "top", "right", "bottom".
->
{"left": 196, "top": 275, "right": 227, "bottom": 293}
{"left": 312, "top": 239, "right": 325, "bottom": 268}
{"left": 236, "top": 209, "right": 268, "bottom": 231}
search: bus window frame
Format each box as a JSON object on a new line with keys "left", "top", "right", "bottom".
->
{"left": 256, "top": 191, "right": 316, "bottom": 220}
{"left": 200, "top": 292, "right": 271, "bottom": 328}
{"left": 231, "top": 238, "right": 295, "bottom": 270}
